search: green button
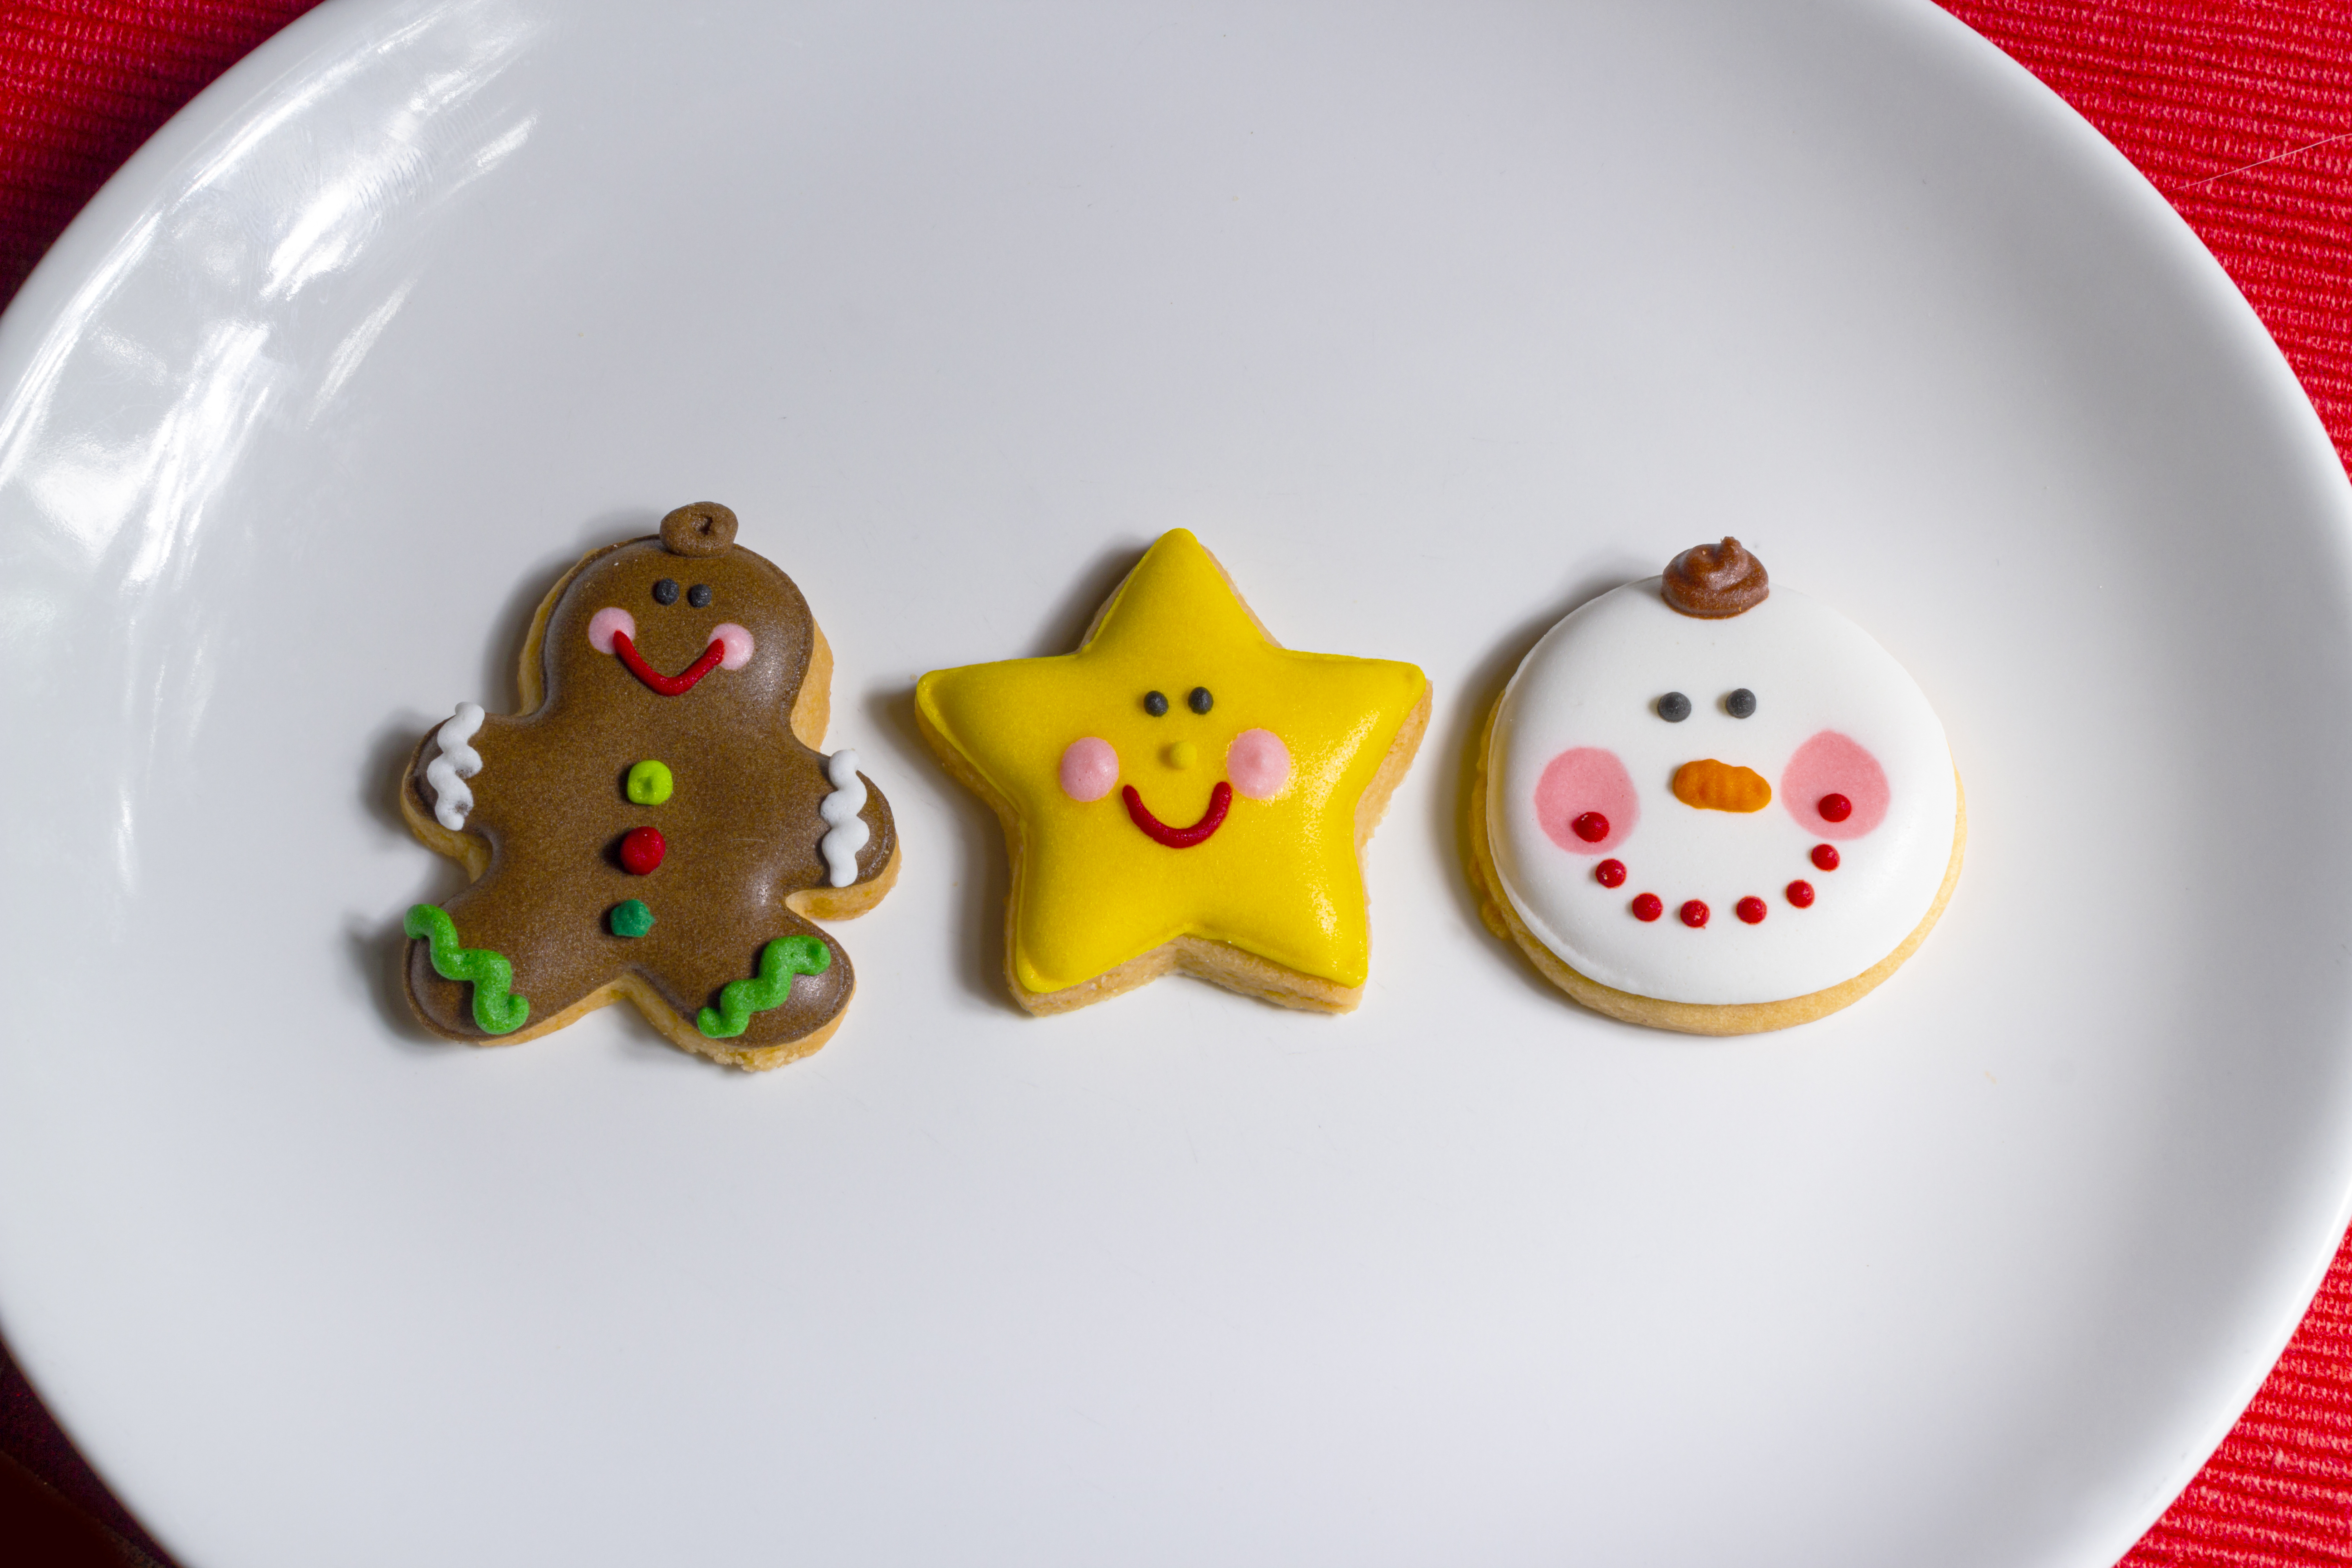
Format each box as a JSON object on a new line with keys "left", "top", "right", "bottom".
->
{"left": 626, "top": 759, "right": 674, "bottom": 806}
{"left": 608, "top": 899, "right": 655, "bottom": 938}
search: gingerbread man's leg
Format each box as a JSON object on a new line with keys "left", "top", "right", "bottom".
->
{"left": 663, "top": 912, "right": 857, "bottom": 1069}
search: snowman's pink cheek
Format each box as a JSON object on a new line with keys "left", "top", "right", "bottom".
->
{"left": 1534, "top": 747, "right": 1637, "bottom": 854}
{"left": 1780, "top": 730, "right": 1890, "bottom": 840}
{"left": 1225, "top": 728, "right": 1291, "bottom": 800}
{"left": 1059, "top": 737, "right": 1119, "bottom": 803}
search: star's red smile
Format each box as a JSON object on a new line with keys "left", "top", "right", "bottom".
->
{"left": 1123, "top": 781, "right": 1232, "bottom": 848}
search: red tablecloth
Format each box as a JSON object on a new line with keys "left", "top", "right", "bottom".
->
{"left": 0, "top": 2, "right": 2346, "bottom": 1563}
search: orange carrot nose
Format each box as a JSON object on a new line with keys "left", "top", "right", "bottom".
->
{"left": 1672, "top": 759, "right": 1773, "bottom": 813}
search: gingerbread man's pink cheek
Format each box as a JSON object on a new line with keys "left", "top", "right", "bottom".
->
{"left": 1059, "top": 737, "right": 1119, "bottom": 802}
{"left": 587, "top": 606, "right": 636, "bottom": 653}
{"left": 1780, "top": 729, "right": 1890, "bottom": 840}
{"left": 710, "top": 622, "right": 754, "bottom": 670}
{"left": 1225, "top": 728, "right": 1291, "bottom": 800}
{"left": 1534, "top": 746, "right": 1637, "bottom": 854}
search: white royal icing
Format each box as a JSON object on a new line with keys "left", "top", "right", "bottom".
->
{"left": 425, "top": 702, "right": 486, "bottom": 831}
{"left": 819, "top": 748, "right": 870, "bottom": 888}
{"left": 1485, "top": 579, "right": 1955, "bottom": 1006}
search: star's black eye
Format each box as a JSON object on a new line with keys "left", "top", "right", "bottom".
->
{"left": 686, "top": 583, "right": 712, "bottom": 608}
{"left": 1657, "top": 691, "right": 1690, "bottom": 722}
{"left": 1725, "top": 688, "right": 1757, "bottom": 718}
{"left": 652, "top": 578, "right": 679, "bottom": 605}
{"left": 1188, "top": 686, "right": 1213, "bottom": 714}
{"left": 1143, "top": 690, "right": 1170, "bottom": 716}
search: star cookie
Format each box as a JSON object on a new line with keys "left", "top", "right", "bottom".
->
{"left": 397, "top": 503, "right": 901, "bottom": 1070}
{"left": 916, "top": 529, "right": 1429, "bottom": 1013}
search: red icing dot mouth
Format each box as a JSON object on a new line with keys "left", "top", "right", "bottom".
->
{"left": 1122, "top": 781, "right": 1232, "bottom": 848}
{"left": 1608, "top": 851, "right": 1837, "bottom": 926}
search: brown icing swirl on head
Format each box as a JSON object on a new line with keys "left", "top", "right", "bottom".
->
{"left": 1661, "top": 537, "right": 1768, "bottom": 618}
{"left": 662, "top": 501, "right": 738, "bottom": 557}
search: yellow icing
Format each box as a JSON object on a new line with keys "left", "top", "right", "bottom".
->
{"left": 916, "top": 529, "right": 1427, "bottom": 996}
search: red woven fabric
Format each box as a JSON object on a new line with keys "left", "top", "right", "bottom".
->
{"left": 0, "top": 1, "right": 2347, "bottom": 1563}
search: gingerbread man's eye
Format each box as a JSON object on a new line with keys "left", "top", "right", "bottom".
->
{"left": 1725, "top": 688, "right": 1757, "bottom": 718}
{"left": 687, "top": 583, "right": 713, "bottom": 608}
{"left": 652, "top": 578, "right": 679, "bottom": 605}
{"left": 1143, "top": 690, "right": 1170, "bottom": 716}
{"left": 1188, "top": 686, "right": 1213, "bottom": 714}
{"left": 1656, "top": 691, "right": 1690, "bottom": 722}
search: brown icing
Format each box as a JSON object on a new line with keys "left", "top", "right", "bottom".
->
{"left": 398, "top": 504, "right": 896, "bottom": 1060}
{"left": 1661, "top": 537, "right": 1768, "bottom": 618}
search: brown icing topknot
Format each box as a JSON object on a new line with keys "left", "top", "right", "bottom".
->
{"left": 661, "top": 501, "right": 737, "bottom": 557}
{"left": 1661, "top": 537, "right": 1768, "bottom": 618}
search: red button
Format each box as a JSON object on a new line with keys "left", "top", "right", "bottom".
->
{"left": 620, "top": 825, "right": 666, "bottom": 875}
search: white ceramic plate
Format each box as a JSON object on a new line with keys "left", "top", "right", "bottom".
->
{"left": 4, "top": 2, "right": 2350, "bottom": 1564}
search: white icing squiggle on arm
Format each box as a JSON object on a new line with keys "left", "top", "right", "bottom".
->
{"left": 819, "top": 749, "right": 870, "bottom": 887}
{"left": 426, "top": 702, "right": 485, "bottom": 830}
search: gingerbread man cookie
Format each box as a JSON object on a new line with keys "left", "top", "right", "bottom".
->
{"left": 916, "top": 528, "right": 1429, "bottom": 1014}
{"left": 397, "top": 503, "right": 900, "bottom": 1070}
{"left": 1470, "top": 538, "right": 1963, "bottom": 1034}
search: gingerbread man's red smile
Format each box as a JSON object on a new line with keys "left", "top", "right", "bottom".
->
{"left": 587, "top": 607, "right": 754, "bottom": 695}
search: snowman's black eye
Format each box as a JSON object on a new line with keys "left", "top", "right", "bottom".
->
{"left": 1188, "top": 686, "right": 1213, "bottom": 714}
{"left": 652, "top": 578, "right": 679, "bottom": 605}
{"left": 1725, "top": 688, "right": 1757, "bottom": 718}
{"left": 1143, "top": 690, "right": 1170, "bottom": 716}
{"left": 687, "top": 583, "right": 712, "bottom": 608}
{"left": 1656, "top": 691, "right": 1690, "bottom": 722}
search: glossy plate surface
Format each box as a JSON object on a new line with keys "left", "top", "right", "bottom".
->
{"left": 2, "top": 3, "right": 2348, "bottom": 1564}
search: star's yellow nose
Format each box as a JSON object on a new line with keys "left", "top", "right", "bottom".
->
{"left": 1672, "top": 758, "right": 1772, "bottom": 813}
{"left": 1164, "top": 740, "right": 1198, "bottom": 769}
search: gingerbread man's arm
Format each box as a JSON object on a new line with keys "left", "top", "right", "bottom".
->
{"left": 399, "top": 701, "right": 518, "bottom": 881}
{"left": 791, "top": 746, "right": 899, "bottom": 921}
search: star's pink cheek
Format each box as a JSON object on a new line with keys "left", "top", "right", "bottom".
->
{"left": 1780, "top": 730, "right": 1890, "bottom": 840}
{"left": 1226, "top": 728, "right": 1292, "bottom": 800}
{"left": 1534, "top": 746, "right": 1637, "bottom": 854}
{"left": 1059, "top": 737, "right": 1119, "bottom": 803}
{"left": 587, "top": 606, "right": 635, "bottom": 653}
{"left": 710, "top": 622, "right": 754, "bottom": 670}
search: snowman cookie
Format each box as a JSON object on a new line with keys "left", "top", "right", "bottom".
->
{"left": 916, "top": 528, "right": 1429, "bottom": 1014}
{"left": 1471, "top": 538, "right": 1963, "bottom": 1033}
{"left": 397, "top": 503, "right": 900, "bottom": 1070}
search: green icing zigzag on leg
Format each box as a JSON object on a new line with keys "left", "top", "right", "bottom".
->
{"left": 698, "top": 935, "right": 830, "bottom": 1038}
{"left": 404, "top": 904, "right": 529, "bottom": 1035}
